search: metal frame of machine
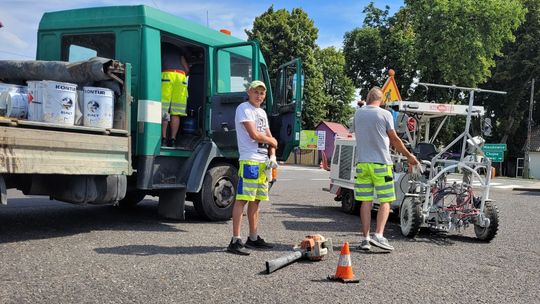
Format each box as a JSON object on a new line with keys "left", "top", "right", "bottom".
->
{"left": 398, "top": 83, "right": 505, "bottom": 241}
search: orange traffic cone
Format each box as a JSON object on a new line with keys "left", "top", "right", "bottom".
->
{"left": 327, "top": 242, "right": 359, "bottom": 283}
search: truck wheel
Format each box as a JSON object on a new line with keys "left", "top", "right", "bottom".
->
{"left": 474, "top": 201, "right": 499, "bottom": 242}
{"left": 340, "top": 188, "right": 359, "bottom": 215}
{"left": 192, "top": 164, "right": 237, "bottom": 221}
{"left": 400, "top": 197, "right": 422, "bottom": 238}
{"left": 118, "top": 190, "right": 146, "bottom": 208}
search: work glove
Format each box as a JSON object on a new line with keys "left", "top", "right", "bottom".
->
{"left": 264, "top": 164, "right": 273, "bottom": 183}
{"left": 265, "top": 156, "right": 277, "bottom": 183}
{"left": 409, "top": 163, "right": 424, "bottom": 180}
{"left": 268, "top": 155, "right": 278, "bottom": 169}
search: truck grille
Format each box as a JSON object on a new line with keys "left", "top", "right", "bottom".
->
{"left": 339, "top": 145, "right": 354, "bottom": 180}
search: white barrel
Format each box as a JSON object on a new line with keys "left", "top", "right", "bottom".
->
{"left": 5, "top": 92, "right": 28, "bottom": 119}
{"left": 75, "top": 90, "right": 84, "bottom": 126}
{"left": 0, "top": 84, "right": 25, "bottom": 116}
{"left": 83, "top": 86, "right": 114, "bottom": 128}
{"left": 42, "top": 81, "right": 77, "bottom": 125}
{"left": 0, "top": 92, "right": 6, "bottom": 116}
{"left": 0, "top": 83, "right": 25, "bottom": 94}
{"left": 27, "top": 81, "right": 44, "bottom": 121}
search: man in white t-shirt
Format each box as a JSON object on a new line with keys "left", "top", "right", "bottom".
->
{"left": 227, "top": 80, "right": 278, "bottom": 255}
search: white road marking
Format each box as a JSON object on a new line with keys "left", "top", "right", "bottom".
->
{"left": 495, "top": 184, "right": 519, "bottom": 189}
{"left": 280, "top": 166, "right": 324, "bottom": 172}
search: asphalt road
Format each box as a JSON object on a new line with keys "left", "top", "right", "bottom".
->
{"left": 0, "top": 166, "right": 539, "bottom": 304}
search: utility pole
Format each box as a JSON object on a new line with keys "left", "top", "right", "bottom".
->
{"left": 524, "top": 78, "right": 535, "bottom": 179}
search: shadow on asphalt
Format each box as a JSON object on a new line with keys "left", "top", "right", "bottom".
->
{"left": 94, "top": 244, "right": 225, "bottom": 255}
{"left": 514, "top": 191, "right": 540, "bottom": 197}
{"left": 273, "top": 202, "right": 485, "bottom": 247}
{"left": 0, "top": 198, "right": 219, "bottom": 244}
{"left": 95, "top": 241, "right": 303, "bottom": 257}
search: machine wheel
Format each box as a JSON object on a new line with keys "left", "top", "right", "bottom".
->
{"left": 192, "top": 164, "right": 238, "bottom": 221}
{"left": 340, "top": 188, "right": 359, "bottom": 215}
{"left": 117, "top": 190, "right": 146, "bottom": 208}
{"left": 400, "top": 197, "right": 422, "bottom": 238}
{"left": 474, "top": 201, "right": 499, "bottom": 242}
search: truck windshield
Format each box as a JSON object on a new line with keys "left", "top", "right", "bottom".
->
{"left": 61, "top": 33, "right": 115, "bottom": 62}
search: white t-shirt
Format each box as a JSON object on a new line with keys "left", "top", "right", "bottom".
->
{"left": 235, "top": 101, "right": 270, "bottom": 162}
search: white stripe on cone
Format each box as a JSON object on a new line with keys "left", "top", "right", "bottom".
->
{"left": 338, "top": 254, "right": 351, "bottom": 267}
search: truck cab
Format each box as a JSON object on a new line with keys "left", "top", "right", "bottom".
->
{"left": 1, "top": 5, "right": 303, "bottom": 221}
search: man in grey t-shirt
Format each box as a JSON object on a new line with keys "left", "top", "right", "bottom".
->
{"left": 354, "top": 87, "right": 418, "bottom": 251}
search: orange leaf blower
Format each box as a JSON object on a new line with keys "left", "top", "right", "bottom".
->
{"left": 265, "top": 234, "right": 333, "bottom": 274}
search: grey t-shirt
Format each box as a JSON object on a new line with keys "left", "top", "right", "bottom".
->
{"left": 354, "top": 105, "right": 395, "bottom": 164}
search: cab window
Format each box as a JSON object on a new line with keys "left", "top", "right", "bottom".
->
{"left": 61, "top": 33, "right": 115, "bottom": 62}
{"left": 216, "top": 50, "right": 252, "bottom": 94}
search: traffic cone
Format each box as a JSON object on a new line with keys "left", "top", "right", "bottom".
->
{"left": 327, "top": 242, "right": 359, "bottom": 283}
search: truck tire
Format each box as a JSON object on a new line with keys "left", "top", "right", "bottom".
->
{"left": 117, "top": 190, "right": 146, "bottom": 208}
{"left": 340, "top": 189, "right": 359, "bottom": 215}
{"left": 400, "top": 197, "right": 422, "bottom": 238}
{"left": 474, "top": 201, "right": 499, "bottom": 242}
{"left": 192, "top": 164, "right": 237, "bottom": 221}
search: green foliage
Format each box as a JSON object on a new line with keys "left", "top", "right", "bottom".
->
{"left": 341, "top": 0, "right": 530, "bottom": 170}
{"left": 246, "top": 6, "right": 326, "bottom": 129}
{"left": 406, "top": 0, "right": 526, "bottom": 87}
{"left": 315, "top": 47, "right": 356, "bottom": 126}
{"left": 481, "top": 0, "right": 540, "bottom": 157}
{"left": 343, "top": 3, "right": 417, "bottom": 98}
{"left": 343, "top": 27, "right": 385, "bottom": 91}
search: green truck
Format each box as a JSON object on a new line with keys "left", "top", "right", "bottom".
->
{"left": 0, "top": 5, "right": 303, "bottom": 221}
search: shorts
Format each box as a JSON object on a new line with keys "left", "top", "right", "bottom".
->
{"left": 354, "top": 163, "right": 396, "bottom": 203}
{"left": 236, "top": 160, "right": 269, "bottom": 202}
{"left": 161, "top": 70, "right": 188, "bottom": 119}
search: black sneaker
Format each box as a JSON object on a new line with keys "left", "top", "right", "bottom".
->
{"left": 161, "top": 138, "right": 167, "bottom": 147}
{"left": 170, "top": 139, "right": 176, "bottom": 147}
{"left": 227, "top": 239, "right": 250, "bottom": 255}
{"left": 245, "top": 236, "right": 274, "bottom": 249}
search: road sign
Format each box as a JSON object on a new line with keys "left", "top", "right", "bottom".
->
{"left": 300, "top": 130, "right": 318, "bottom": 150}
{"left": 483, "top": 143, "right": 507, "bottom": 152}
{"left": 484, "top": 151, "right": 504, "bottom": 162}
{"left": 317, "top": 130, "right": 326, "bottom": 150}
{"left": 382, "top": 71, "right": 402, "bottom": 102}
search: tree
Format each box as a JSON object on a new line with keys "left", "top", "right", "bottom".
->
{"left": 481, "top": 0, "right": 540, "bottom": 158}
{"left": 246, "top": 6, "right": 326, "bottom": 129}
{"left": 315, "top": 47, "right": 356, "bottom": 126}
{"left": 343, "top": 3, "right": 417, "bottom": 98}
{"left": 406, "top": 0, "right": 526, "bottom": 87}
{"left": 344, "top": 1, "right": 525, "bottom": 100}
{"left": 343, "top": 27, "right": 385, "bottom": 91}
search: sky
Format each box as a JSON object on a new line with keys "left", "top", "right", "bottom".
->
{"left": 0, "top": 0, "right": 403, "bottom": 60}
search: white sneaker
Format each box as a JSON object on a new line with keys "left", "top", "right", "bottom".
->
{"left": 357, "top": 240, "right": 371, "bottom": 251}
{"left": 369, "top": 235, "right": 394, "bottom": 251}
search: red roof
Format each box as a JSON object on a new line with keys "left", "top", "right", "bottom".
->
{"left": 316, "top": 121, "right": 350, "bottom": 136}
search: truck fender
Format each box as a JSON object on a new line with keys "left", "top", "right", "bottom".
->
{"left": 185, "top": 141, "right": 222, "bottom": 193}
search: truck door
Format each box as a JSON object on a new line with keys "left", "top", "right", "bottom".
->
{"left": 270, "top": 58, "right": 303, "bottom": 161}
{"left": 211, "top": 42, "right": 260, "bottom": 151}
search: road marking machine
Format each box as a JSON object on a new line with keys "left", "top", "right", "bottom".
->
{"left": 327, "top": 82, "right": 505, "bottom": 242}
